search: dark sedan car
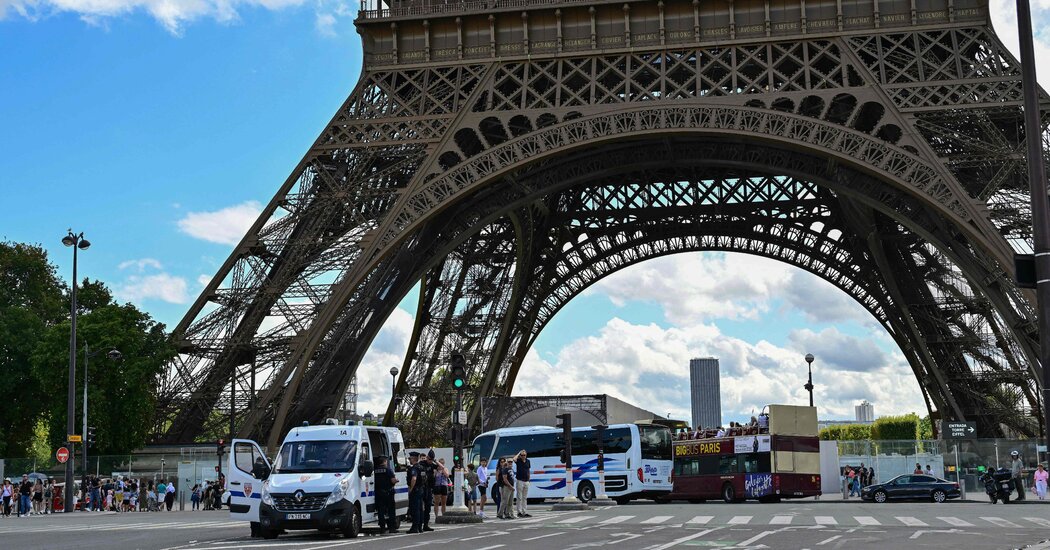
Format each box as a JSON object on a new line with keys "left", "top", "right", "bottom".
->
{"left": 861, "top": 474, "right": 961, "bottom": 503}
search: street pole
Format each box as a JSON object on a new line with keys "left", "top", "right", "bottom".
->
{"left": 451, "top": 389, "right": 468, "bottom": 513}
{"left": 804, "top": 353, "right": 815, "bottom": 408}
{"left": 83, "top": 343, "right": 89, "bottom": 508}
{"left": 64, "top": 232, "right": 84, "bottom": 514}
{"left": 1015, "top": 0, "right": 1050, "bottom": 458}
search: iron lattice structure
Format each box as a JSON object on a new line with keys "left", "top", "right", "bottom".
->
{"left": 158, "top": 0, "right": 1050, "bottom": 448}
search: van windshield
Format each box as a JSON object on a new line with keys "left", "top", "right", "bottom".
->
{"left": 273, "top": 440, "right": 358, "bottom": 473}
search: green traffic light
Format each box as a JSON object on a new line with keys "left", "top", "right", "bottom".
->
{"left": 454, "top": 379, "right": 464, "bottom": 388}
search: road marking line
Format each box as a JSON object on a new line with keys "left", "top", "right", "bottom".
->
{"left": 817, "top": 534, "right": 842, "bottom": 545}
{"left": 687, "top": 515, "right": 713, "bottom": 524}
{"left": 738, "top": 530, "right": 776, "bottom": 547}
{"left": 460, "top": 530, "right": 509, "bottom": 541}
{"left": 896, "top": 516, "right": 928, "bottom": 527}
{"left": 474, "top": 546, "right": 505, "bottom": 550}
{"left": 599, "top": 515, "right": 634, "bottom": 524}
{"left": 769, "top": 515, "right": 793, "bottom": 525}
{"left": 522, "top": 532, "right": 564, "bottom": 541}
{"left": 854, "top": 516, "right": 880, "bottom": 526}
{"left": 1025, "top": 517, "right": 1050, "bottom": 527}
{"left": 814, "top": 516, "right": 837, "bottom": 525}
{"left": 556, "top": 515, "right": 596, "bottom": 524}
{"left": 648, "top": 528, "right": 719, "bottom": 550}
{"left": 607, "top": 533, "right": 644, "bottom": 545}
{"left": 981, "top": 516, "right": 1021, "bottom": 528}
{"left": 640, "top": 515, "right": 673, "bottom": 524}
{"left": 728, "top": 515, "right": 752, "bottom": 524}
{"left": 938, "top": 516, "right": 974, "bottom": 527}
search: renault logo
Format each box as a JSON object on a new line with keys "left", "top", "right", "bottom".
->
{"left": 293, "top": 490, "right": 305, "bottom": 503}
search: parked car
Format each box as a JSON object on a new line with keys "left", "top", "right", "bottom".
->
{"left": 861, "top": 474, "right": 961, "bottom": 503}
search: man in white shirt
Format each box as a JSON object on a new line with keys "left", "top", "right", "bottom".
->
{"left": 715, "top": 427, "right": 726, "bottom": 438}
{"left": 476, "top": 458, "right": 489, "bottom": 518}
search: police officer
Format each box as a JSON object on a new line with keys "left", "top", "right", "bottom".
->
{"left": 407, "top": 452, "right": 424, "bottom": 534}
{"left": 420, "top": 449, "right": 436, "bottom": 531}
{"left": 373, "top": 456, "right": 398, "bottom": 534}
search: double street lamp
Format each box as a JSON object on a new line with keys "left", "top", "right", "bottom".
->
{"left": 62, "top": 230, "right": 91, "bottom": 513}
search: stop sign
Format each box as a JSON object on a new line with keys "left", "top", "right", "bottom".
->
{"left": 56, "top": 447, "right": 69, "bottom": 464}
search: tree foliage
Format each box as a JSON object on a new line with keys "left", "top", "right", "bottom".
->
{"left": 0, "top": 241, "right": 175, "bottom": 458}
{"left": 818, "top": 423, "right": 872, "bottom": 441}
{"left": 871, "top": 413, "right": 921, "bottom": 441}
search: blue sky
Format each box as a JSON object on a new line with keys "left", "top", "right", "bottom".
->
{"left": 3, "top": 0, "right": 1049, "bottom": 425}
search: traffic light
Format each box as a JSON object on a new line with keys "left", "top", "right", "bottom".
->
{"left": 217, "top": 438, "right": 226, "bottom": 456}
{"left": 86, "top": 426, "right": 96, "bottom": 448}
{"left": 556, "top": 413, "right": 572, "bottom": 466}
{"left": 450, "top": 353, "right": 467, "bottom": 389}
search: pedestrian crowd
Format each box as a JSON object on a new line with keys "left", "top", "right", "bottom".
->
{"left": 368, "top": 447, "right": 535, "bottom": 536}
{"left": 1, "top": 475, "right": 59, "bottom": 516}
{"left": 79, "top": 475, "right": 177, "bottom": 512}
{"left": 843, "top": 462, "right": 875, "bottom": 497}
{"left": 0, "top": 473, "right": 226, "bottom": 516}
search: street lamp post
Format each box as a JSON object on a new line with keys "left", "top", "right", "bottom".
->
{"left": 389, "top": 366, "right": 398, "bottom": 395}
{"left": 82, "top": 344, "right": 121, "bottom": 506}
{"left": 62, "top": 230, "right": 90, "bottom": 513}
{"left": 804, "top": 353, "right": 815, "bottom": 408}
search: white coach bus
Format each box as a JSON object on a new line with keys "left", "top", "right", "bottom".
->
{"left": 468, "top": 422, "right": 673, "bottom": 503}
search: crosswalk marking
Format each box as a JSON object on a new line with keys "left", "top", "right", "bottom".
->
{"left": 769, "top": 515, "right": 793, "bottom": 525}
{"left": 981, "top": 516, "right": 1022, "bottom": 528}
{"left": 687, "top": 515, "right": 713, "bottom": 525}
{"left": 896, "top": 516, "right": 928, "bottom": 527}
{"left": 814, "top": 516, "right": 837, "bottom": 525}
{"left": 640, "top": 515, "right": 673, "bottom": 524}
{"left": 854, "top": 516, "right": 880, "bottom": 526}
{"left": 556, "top": 515, "right": 596, "bottom": 524}
{"left": 938, "top": 516, "right": 974, "bottom": 527}
{"left": 599, "top": 515, "right": 634, "bottom": 524}
{"left": 727, "top": 515, "right": 752, "bottom": 524}
{"left": 1025, "top": 517, "right": 1050, "bottom": 528}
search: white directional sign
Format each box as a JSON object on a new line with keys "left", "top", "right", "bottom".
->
{"left": 944, "top": 421, "right": 977, "bottom": 439}
{"left": 453, "top": 411, "right": 467, "bottom": 425}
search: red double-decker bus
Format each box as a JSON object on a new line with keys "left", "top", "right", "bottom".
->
{"left": 668, "top": 404, "right": 821, "bottom": 503}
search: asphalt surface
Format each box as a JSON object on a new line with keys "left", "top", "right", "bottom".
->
{"left": 3, "top": 499, "right": 1049, "bottom": 550}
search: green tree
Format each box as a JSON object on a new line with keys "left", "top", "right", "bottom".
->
{"left": 32, "top": 280, "right": 175, "bottom": 455}
{"left": 918, "top": 414, "right": 933, "bottom": 440}
{"left": 0, "top": 242, "right": 65, "bottom": 457}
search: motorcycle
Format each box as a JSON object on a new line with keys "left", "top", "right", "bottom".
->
{"left": 981, "top": 468, "right": 1013, "bottom": 504}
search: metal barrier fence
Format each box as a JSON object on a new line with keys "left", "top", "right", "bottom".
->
{"left": 833, "top": 438, "right": 1046, "bottom": 495}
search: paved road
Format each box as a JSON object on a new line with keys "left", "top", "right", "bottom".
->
{"left": 3, "top": 500, "right": 1049, "bottom": 550}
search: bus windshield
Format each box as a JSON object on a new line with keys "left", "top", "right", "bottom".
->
{"left": 639, "top": 425, "right": 672, "bottom": 460}
{"left": 273, "top": 440, "right": 357, "bottom": 473}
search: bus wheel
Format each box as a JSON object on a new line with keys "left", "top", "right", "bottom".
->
{"left": 721, "top": 483, "right": 736, "bottom": 503}
{"left": 578, "top": 481, "right": 595, "bottom": 502}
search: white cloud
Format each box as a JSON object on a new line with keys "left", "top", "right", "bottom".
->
{"left": 514, "top": 317, "right": 924, "bottom": 425}
{"left": 587, "top": 254, "right": 794, "bottom": 324}
{"left": 197, "top": 274, "right": 212, "bottom": 287}
{"left": 117, "top": 257, "right": 163, "bottom": 272}
{"left": 177, "top": 200, "right": 262, "bottom": 246}
{"left": 351, "top": 306, "right": 415, "bottom": 416}
{"left": 115, "top": 272, "right": 190, "bottom": 304}
{"left": 989, "top": 0, "right": 1050, "bottom": 90}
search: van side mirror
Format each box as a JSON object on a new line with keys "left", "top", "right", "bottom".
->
{"left": 252, "top": 463, "right": 271, "bottom": 481}
{"left": 359, "top": 460, "right": 374, "bottom": 478}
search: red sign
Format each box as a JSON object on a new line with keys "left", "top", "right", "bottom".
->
{"left": 56, "top": 447, "right": 69, "bottom": 464}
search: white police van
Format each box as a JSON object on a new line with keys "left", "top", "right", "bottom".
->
{"left": 228, "top": 420, "right": 409, "bottom": 539}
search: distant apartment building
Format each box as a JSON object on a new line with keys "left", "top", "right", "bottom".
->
{"left": 689, "top": 357, "right": 722, "bottom": 429}
{"left": 855, "top": 400, "right": 875, "bottom": 423}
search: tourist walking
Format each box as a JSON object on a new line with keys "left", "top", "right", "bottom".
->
{"left": 2, "top": 479, "right": 12, "bottom": 517}
{"left": 476, "top": 458, "right": 489, "bottom": 518}
{"left": 464, "top": 463, "right": 479, "bottom": 514}
{"left": 498, "top": 456, "right": 516, "bottom": 519}
{"left": 1033, "top": 464, "right": 1048, "bottom": 500}
{"left": 165, "top": 480, "right": 176, "bottom": 511}
{"left": 18, "top": 474, "right": 32, "bottom": 517}
{"left": 514, "top": 449, "right": 532, "bottom": 517}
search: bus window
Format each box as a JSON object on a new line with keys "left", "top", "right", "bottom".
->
{"left": 470, "top": 435, "right": 496, "bottom": 465}
{"left": 719, "top": 455, "right": 738, "bottom": 474}
{"left": 603, "top": 427, "right": 632, "bottom": 453}
{"left": 639, "top": 425, "right": 672, "bottom": 460}
{"left": 741, "top": 453, "right": 772, "bottom": 473}
{"left": 494, "top": 431, "right": 562, "bottom": 459}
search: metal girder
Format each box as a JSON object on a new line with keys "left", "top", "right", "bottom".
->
{"left": 159, "top": 0, "right": 1049, "bottom": 444}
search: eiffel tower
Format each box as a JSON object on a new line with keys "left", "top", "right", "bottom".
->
{"left": 158, "top": 0, "right": 1049, "bottom": 448}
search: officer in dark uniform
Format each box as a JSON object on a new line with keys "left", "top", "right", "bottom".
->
{"left": 372, "top": 456, "right": 398, "bottom": 534}
{"left": 407, "top": 452, "right": 424, "bottom": 534}
{"left": 421, "top": 449, "right": 437, "bottom": 531}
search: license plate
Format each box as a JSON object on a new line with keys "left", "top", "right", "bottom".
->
{"left": 286, "top": 513, "right": 311, "bottom": 520}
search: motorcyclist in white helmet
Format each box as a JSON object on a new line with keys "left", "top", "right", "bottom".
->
{"left": 1010, "top": 450, "right": 1026, "bottom": 501}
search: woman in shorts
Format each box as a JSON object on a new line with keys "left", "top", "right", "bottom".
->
{"left": 432, "top": 459, "right": 449, "bottom": 517}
